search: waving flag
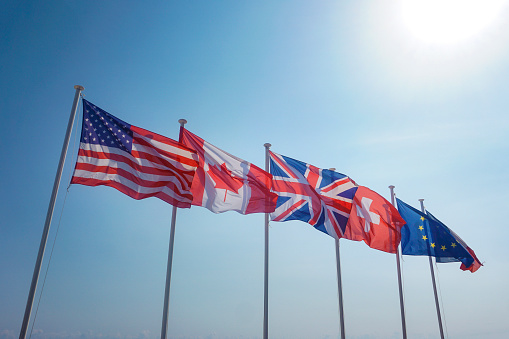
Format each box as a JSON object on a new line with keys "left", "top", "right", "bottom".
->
{"left": 269, "top": 152, "right": 404, "bottom": 253}
{"left": 345, "top": 186, "right": 405, "bottom": 253}
{"left": 397, "top": 198, "right": 482, "bottom": 272}
{"left": 71, "top": 99, "right": 199, "bottom": 208}
{"left": 180, "top": 128, "right": 277, "bottom": 214}
{"left": 269, "top": 152, "right": 357, "bottom": 239}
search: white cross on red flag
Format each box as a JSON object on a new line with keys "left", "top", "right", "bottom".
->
{"left": 345, "top": 186, "right": 405, "bottom": 253}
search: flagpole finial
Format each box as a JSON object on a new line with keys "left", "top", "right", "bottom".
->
{"left": 264, "top": 143, "right": 271, "bottom": 149}
{"left": 74, "top": 85, "right": 84, "bottom": 91}
{"left": 418, "top": 199, "right": 425, "bottom": 211}
{"left": 388, "top": 186, "right": 396, "bottom": 204}
{"left": 178, "top": 119, "right": 187, "bottom": 127}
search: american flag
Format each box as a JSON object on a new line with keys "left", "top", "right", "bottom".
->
{"left": 71, "top": 99, "right": 199, "bottom": 208}
{"left": 269, "top": 151, "right": 358, "bottom": 239}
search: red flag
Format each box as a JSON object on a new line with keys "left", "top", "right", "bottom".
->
{"left": 344, "top": 186, "right": 405, "bottom": 253}
{"left": 180, "top": 128, "right": 277, "bottom": 214}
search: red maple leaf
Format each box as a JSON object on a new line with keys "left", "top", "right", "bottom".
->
{"left": 207, "top": 163, "right": 244, "bottom": 200}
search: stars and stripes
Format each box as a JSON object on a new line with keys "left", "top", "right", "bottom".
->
{"left": 71, "top": 99, "right": 199, "bottom": 208}
{"left": 269, "top": 151, "right": 358, "bottom": 239}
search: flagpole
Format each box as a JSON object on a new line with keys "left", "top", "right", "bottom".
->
{"left": 328, "top": 168, "right": 345, "bottom": 339}
{"left": 19, "top": 85, "right": 84, "bottom": 339}
{"left": 335, "top": 239, "right": 346, "bottom": 338}
{"left": 389, "top": 185, "right": 407, "bottom": 339}
{"left": 160, "top": 118, "right": 187, "bottom": 339}
{"left": 419, "top": 199, "right": 445, "bottom": 339}
{"left": 263, "top": 143, "right": 271, "bottom": 339}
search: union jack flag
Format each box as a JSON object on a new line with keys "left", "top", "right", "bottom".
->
{"left": 269, "top": 151, "right": 358, "bottom": 239}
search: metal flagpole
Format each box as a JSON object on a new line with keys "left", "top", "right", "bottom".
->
{"left": 335, "top": 239, "right": 345, "bottom": 339}
{"left": 329, "top": 168, "right": 345, "bottom": 339}
{"left": 389, "top": 185, "right": 407, "bottom": 339}
{"left": 160, "top": 119, "right": 188, "bottom": 339}
{"left": 263, "top": 143, "right": 271, "bottom": 339}
{"left": 19, "top": 85, "right": 84, "bottom": 339}
{"left": 419, "top": 199, "right": 445, "bottom": 339}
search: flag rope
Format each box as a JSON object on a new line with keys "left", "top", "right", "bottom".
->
{"left": 29, "top": 187, "right": 71, "bottom": 339}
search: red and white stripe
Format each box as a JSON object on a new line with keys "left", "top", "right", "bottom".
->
{"left": 72, "top": 126, "right": 199, "bottom": 208}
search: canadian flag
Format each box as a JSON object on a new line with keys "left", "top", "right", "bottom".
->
{"left": 344, "top": 186, "right": 405, "bottom": 253}
{"left": 180, "top": 128, "right": 277, "bottom": 214}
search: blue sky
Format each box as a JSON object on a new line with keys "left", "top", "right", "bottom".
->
{"left": 1, "top": 1, "right": 508, "bottom": 338}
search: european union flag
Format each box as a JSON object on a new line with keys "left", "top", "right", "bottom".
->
{"left": 396, "top": 198, "right": 482, "bottom": 273}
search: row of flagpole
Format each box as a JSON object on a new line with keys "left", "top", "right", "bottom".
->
{"left": 390, "top": 188, "right": 446, "bottom": 339}
{"left": 20, "top": 86, "right": 448, "bottom": 339}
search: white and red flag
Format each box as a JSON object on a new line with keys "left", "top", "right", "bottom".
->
{"left": 180, "top": 128, "right": 277, "bottom": 214}
{"left": 345, "top": 186, "right": 405, "bottom": 253}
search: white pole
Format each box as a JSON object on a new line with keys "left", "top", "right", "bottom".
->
{"left": 160, "top": 118, "right": 187, "bottom": 339}
{"left": 389, "top": 185, "right": 407, "bottom": 339}
{"left": 329, "top": 168, "right": 345, "bottom": 339}
{"left": 263, "top": 143, "right": 271, "bottom": 339}
{"left": 20, "top": 85, "right": 84, "bottom": 339}
{"left": 419, "top": 199, "right": 445, "bottom": 339}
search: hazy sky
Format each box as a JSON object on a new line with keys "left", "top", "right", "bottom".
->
{"left": 1, "top": 1, "right": 509, "bottom": 338}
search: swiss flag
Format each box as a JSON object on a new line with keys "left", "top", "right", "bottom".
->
{"left": 180, "top": 128, "right": 277, "bottom": 214}
{"left": 344, "top": 186, "right": 405, "bottom": 253}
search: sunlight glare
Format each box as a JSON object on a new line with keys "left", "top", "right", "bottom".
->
{"left": 401, "top": 0, "right": 507, "bottom": 44}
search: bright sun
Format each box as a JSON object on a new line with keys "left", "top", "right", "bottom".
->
{"left": 401, "top": 0, "right": 507, "bottom": 44}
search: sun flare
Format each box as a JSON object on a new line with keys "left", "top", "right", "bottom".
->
{"left": 401, "top": 0, "right": 507, "bottom": 44}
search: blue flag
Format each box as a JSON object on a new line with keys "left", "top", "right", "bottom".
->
{"left": 396, "top": 198, "right": 482, "bottom": 272}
